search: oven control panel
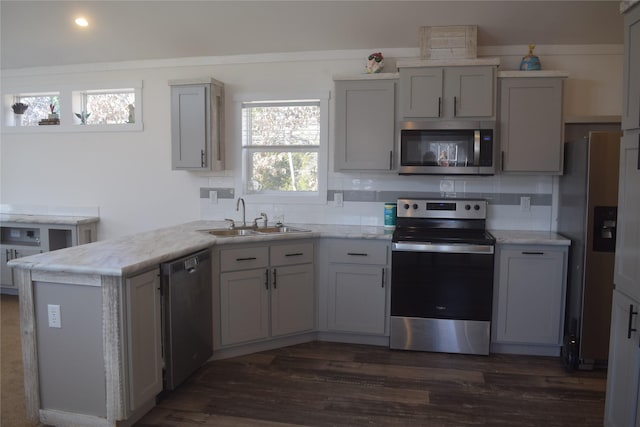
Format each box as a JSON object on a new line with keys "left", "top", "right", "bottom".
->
{"left": 397, "top": 198, "right": 487, "bottom": 219}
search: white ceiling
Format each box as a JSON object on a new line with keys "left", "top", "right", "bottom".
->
{"left": 0, "top": 1, "right": 624, "bottom": 70}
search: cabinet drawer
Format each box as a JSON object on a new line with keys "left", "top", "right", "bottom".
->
{"left": 270, "top": 242, "right": 314, "bottom": 266}
{"left": 220, "top": 246, "right": 269, "bottom": 272}
{"left": 328, "top": 240, "right": 388, "bottom": 265}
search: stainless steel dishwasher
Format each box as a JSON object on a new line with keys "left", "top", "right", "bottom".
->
{"left": 161, "top": 248, "right": 212, "bottom": 391}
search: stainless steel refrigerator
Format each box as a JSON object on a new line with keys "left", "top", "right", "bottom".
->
{"left": 559, "top": 125, "right": 621, "bottom": 370}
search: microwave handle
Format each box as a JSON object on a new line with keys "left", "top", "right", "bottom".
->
{"left": 473, "top": 130, "right": 480, "bottom": 165}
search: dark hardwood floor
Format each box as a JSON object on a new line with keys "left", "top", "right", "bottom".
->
{"left": 135, "top": 341, "right": 606, "bottom": 427}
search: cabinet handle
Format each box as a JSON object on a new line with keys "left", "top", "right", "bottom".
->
{"left": 347, "top": 252, "right": 368, "bottom": 257}
{"left": 628, "top": 304, "right": 638, "bottom": 339}
{"left": 200, "top": 149, "right": 205, "bottom": 168}
{"left": 522, "top": 251, "right": 545, "bottom": 255}
{"left": 637, "top": 134, "right": 639, "bottom": 171}
{"left": 5, "top": 249, "right": 11, "bottom": 262}
{"left": 453, "top": 96, "right": 457, "bottom": 117}
{"left": 389, "top": 151, "right": 393, "bottom": 170}
{"left": 265, "top": 269, "right": 269, "bottom": 290}
{"left": 236, "top": 257, "right": 257, "bottom": 261}
{"left": 381, "top": 268, "right": 385, "bottom": 288}
{"left": 438, "top": 97, "right": 442, "bottom": 117}
{"left": 285, "top": 252, "right": 303, "bottom": 257}
{"left": 273, "top": 268, "right": 277, "bottom": 289}
{"left": 501, "top": 151, "right": 505, "bottom": 171}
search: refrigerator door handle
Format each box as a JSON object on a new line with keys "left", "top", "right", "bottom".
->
{"left": 628, "top": 304, "right": 638, "bottom": 339}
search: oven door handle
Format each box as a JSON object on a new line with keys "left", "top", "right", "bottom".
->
{"left": 392, "top": 242, "right": 494, "bottom": 254}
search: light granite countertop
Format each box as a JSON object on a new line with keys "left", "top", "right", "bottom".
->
{"left": 8, "top": 221, "right": 393, "bottom": 277}
{"left": 490, "top": 229, "right": 571, "bottom": 246}
{"left": 1, "top": 213, "right": 100, "bottom": 225}
{"left": 8, "top": 220, "right": 569, "bottom": 277}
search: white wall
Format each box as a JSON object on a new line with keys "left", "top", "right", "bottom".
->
{"left": 0, "top": 45, "right": 623, "bottom": 240}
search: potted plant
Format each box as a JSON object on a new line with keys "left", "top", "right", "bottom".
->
{"left": 11, "top": 102, "right": 28, "bottom": 126}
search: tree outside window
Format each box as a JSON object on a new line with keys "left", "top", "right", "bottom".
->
{"left": 242, "top": 100, "right": 320, "bottom": 194}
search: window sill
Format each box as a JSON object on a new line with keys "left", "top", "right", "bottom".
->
{"left": 1, "top": 122, "right": 144, "bottom": 133}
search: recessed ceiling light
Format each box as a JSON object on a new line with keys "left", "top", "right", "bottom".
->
{"left": 75, "top": 17, "right": 89, "bottom": 27}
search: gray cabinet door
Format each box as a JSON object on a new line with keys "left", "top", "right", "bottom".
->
{"left": 220, "top": 268, "right": 270, "bottom": 346}
{"left": 334, "top": 79, "right": 396, "bottom": 171}
{"left": 400, "top": 68, "right": 443, "bottom": 118}
{"left": 400, "top": 66, "right": 495, "bottom": 120}
{"left": 271, "top": 264, "right": 315, "bottom": 337}
{"left": 444, "top": 66, "right": 495, "bottom": 118}
{"left": 623, "top": 4, "right": 640, "bottom": 131}
{"left": 499, "top": 77, "right": 564, "bottom": 174}
{"left": 327, "top": 264, "right": 386, "bottom": 335}
{"left": 1, "top": 246, "right": 42, "bottom": 288}
{"left": 495, "top": 246, "right": 566, "bottom": 345}
{"left": 126, "top": 269, "right": 162, "bottom": 412}
{"left": 614, "top": 130, "right": 640, "bottom": 302}
{"left": 171, "top": 84, "right": 208, "bottom": 170}
{"left": 604, "top": 290, "right": 640, "bottom": 427}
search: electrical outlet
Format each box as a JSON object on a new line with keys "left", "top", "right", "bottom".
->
{"left": 334, "top": 192, "right": 344, "bottom": 207}
{"left": 47, "top": 304, "right": 61, "bottom": 328}
{"left": 520, "top": 196, "right": 531, "bottom": 212}
{"left": 209, "top": 190, "right": 218, "bottom": 204}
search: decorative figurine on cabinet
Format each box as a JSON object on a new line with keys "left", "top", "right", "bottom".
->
{"left": 365, "top": 52, "right": 384, "bottom": 74}
{"left": 520, "top": 44, "right": 542, "bottom": 71}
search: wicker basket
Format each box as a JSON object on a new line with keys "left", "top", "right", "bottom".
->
{"left": 419, "top": 25, "right": 477, "bottom": 60}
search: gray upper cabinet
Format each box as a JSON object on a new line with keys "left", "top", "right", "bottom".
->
{"left": 169, "top": 78, "right": 225, "bottom": 171}
{"left": 334, "top": 76, "right": 397, "bottom": 171}
{"left": 622, "top": 4, "right": 640, "bottom": 131}
{"left": 399, "top": 65, "right": 497, "bottom": 120}
{"left": 498, "top": 74, "right": 566, "bottom": 174}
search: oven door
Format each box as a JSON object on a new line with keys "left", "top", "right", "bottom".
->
{"left": 390, "top": 242, "right": 495, "bottom": 354}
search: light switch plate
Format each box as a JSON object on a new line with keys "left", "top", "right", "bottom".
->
{"left": 520, "top": 196, "right": 531, "bottom": 212}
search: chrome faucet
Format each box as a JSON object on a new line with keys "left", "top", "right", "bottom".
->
{"left": 236, "top": 197, "right": 246, "bottom": 227}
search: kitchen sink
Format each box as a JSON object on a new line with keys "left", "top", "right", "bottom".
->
{"left": 205, "top": 228, "right": 259, "bottom": 237}
{"left": 255, "top": 226, "right": 310, "bottom": 234}
{"left": 201, "top": 225, "right": 310, "bottom": 237}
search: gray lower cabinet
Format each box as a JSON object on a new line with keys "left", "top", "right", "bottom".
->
{"left": 1, "top": 221, "right": 97, "bottom": 291}
{"left": 325, "top": 239, "right": 389, "bottom": 335}
{"left": 217, "top": 241, "right": 314, "bottom": 347}
{"left": 492, "top": 244, "right": 568, "bottom": 354}
{"left": 604, "top": 290, "right": 640, "bottom": 427}
{"left": 125, "top": 269, "right": 163, "bottom": 413}
{"left": 334, "top": 76, "right": 397, "bottom": 171}
{"left": 21, "top": 267, "right": 160, "bottom": 427}
{"left": 169, "top": 78, "right": 225, "bottom": 171}
{"left": 399, "top": 65, "right": 496, "bottom": 120}
{"left": 1, "top": 245, "right": 42, "bottom": 286}
{"left": 498, "top": 75, "right": 566, "bottom": 174}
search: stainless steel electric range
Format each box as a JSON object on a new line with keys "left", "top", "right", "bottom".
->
{"left": 390, "top": 198, "right": 495, "bottom": 355}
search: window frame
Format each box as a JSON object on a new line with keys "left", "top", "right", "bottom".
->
{"left": 235, "top": 92, "right": 329, "bottom": 205}
{"left": 1, "top": 80, "right": 143, "bottom": 133}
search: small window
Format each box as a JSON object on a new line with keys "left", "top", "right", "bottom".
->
{"left": 73, "top": 88, "right": 136, "bottom": 125}
{"left": 12, "top": 93, "right": 60, "bottom": 126}
{"left": 241, "top": 100, "right": 321, "bottom": 195}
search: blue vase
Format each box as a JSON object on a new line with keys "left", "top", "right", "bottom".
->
{"left": 520, "top": 44, "right": 541, "bottom": 71}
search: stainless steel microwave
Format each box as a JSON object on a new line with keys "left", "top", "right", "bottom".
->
{"left": 399, "top": 121, "right": 496, "bottom": 175}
